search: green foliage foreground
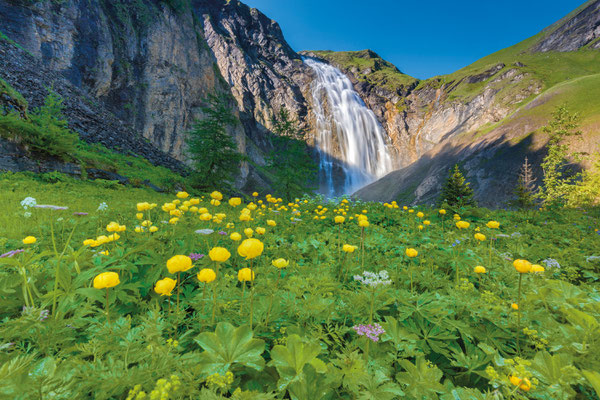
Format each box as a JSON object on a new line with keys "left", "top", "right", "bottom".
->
{"left": 1, "top": 174, "right": 600, "bottom": 399}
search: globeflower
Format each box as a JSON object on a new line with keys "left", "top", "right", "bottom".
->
{"left": 359, "top": 220, "right": 369, "bottom": 228}
{"left": 474, "top": 266, "right": 486, "bottom": 274}
{"left": 237, "top": 238, "right": 264, "bottom": 259}
{"left": 417, "top": 212, "right": 424, "bottom": 218}
{"left": 93, "top": 272, "right": 120, "bottom": 289}
{"left": 244, "top": 228, "right": 254, "bottom": 237}
{"left": 456, "top": 221, "right": 470, "bottom": 229}
{"left": 474, "top": 233, "right": 486, "bottom": 241}
{"left": 343, "top": 244, "right": 357, "bottom": 253}
{"left": 238, "top": 267, "right": 255, "bottom": 282}
{"left": 272, "top": 258, "right": 289, "bottom": 269}
{"left": 256, "top": 227, "right": 266, "bottom": 235}
{"left": 210, "top": 191, "right": 223, "bottom": 201}
{"left": 166, "top": 255, "right": 193, "bottom": 274}
{"left": 154, "top": 277, "right": 176, "bottom": 296}
{"left": 486, "top": 221, "right": 500, "bottom": 229}
{"left": 23, "top": 236, "right": 36, "bottom": 245}
{"left": 228, "top": 197, "right": 242, "bottom": 207}
{"left": 334, "top": 216, "right": 345, "bottom": 224}
{"left": 198, "top": 268, "right": 217, "bottom": 283}
{"left": 513, "top": 259, "right": 532, "bottom": 273}
{"left": 405, "top": 248, "right": 418, "bottom": 258}
{"left": 510, "top": 376, "right": 531, "bottom": 392}
{"left": 439, "top": 209, "right": 446, "bottom": 215}
{"left": 267, "top": 219, "right": 276, "bottom": 227}
{"left": 209, "top": 247, "right": 231, "bottom": 263}
{"left": 176, "top": 191, "right": 189, "bottom": 199}
{"left": 531, "top": 264, "right": 545, "bottom": 273}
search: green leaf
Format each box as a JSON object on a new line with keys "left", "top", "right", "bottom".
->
{"left": 194, "top": 322, "right": 265, "bottom": 375}
{"left": 582, "top": 370, "right": 600, "bottom": 397}
{"left": 268, "top": 334, "right": 325, "bottom": 390}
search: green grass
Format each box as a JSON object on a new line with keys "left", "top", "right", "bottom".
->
{"left": 0, "top": 78, "right": 28, "bottom": 110}
{"left": 0, "top": 174, "right": 600, "bottom": 398}
{"left": 308, "top": 50, "right": 418, "bottom": 92}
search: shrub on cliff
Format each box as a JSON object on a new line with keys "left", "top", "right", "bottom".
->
{"left": 0, "top": 89, "right": 78, "bottom": 160}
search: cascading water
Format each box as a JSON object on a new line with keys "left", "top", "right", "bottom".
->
{"left": 304, "top": 57, "right": 395, "bottom": 196}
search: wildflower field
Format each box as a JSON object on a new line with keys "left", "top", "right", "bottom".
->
{"left": 1, "top": 174, "right": 600, "bottom": 399}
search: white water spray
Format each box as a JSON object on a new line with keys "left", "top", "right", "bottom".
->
{"left": 304, "top": 57, "right": 395, "bottom": 196}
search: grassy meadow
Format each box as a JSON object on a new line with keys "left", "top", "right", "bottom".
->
{"left": 0, "top": 172, "right": 600, "bottom": 399}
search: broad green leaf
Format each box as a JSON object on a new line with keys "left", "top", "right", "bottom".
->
{"left": 194, "top": 322, "right": 265, "bottom": 375}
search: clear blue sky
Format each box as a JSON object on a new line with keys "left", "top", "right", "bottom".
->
{"left": 242, "top": 0, "right": 586, "bottom": 79}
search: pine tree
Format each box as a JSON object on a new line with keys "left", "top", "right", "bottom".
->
{"left": 438, "top": 164, "right": 476, "bottom": 207}
{"left": 186, "top": 94, "right": 245, "bottom": 190}
{"left": 264, "top": 107, "right": 317, "bottom": 200}
{"left": 511, "top": 157, "right": 537, "bottom": 209}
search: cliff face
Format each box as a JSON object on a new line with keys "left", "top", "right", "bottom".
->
{"left": 0, "top": 0, "right": 315, "bottom": 190}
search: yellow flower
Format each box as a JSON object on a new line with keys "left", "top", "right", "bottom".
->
{"left": 198, "top": 268, "right": 216, "bottom": 283}
{"left": 99, "top": 250, "right": 109, "bottom": 256}
{"left": 229, "top": 197, "right": 242, "bottom": 207}
{"left": 154, "top": 277, "right": 176, "bottom": 296}
{"left": 238, "top": 267, "right": 255, "bottom": 282}
{"left": 93, "top": 272, "right": 120, "bottom": 289}
{"left": 256, "top": 227, "right": 266, "bottom": 235}
{"left": 513, "top": 259, "right": 532, "bottom": 273}
{"left": 474, "top": 233, "right": 486, "bottom": 241}
{"left": 225, "top": 233, "right": 240, "bottom": 243}
{"left": 418, "top": 225, "right": 423, "bottom": 230}
{"left": 486, "top": 221, "right": 500, "bottom": 229}
{"left": 423, "top": 220, "right": 431, "bottom": 225}
{"left": 252, "top": 192, "right": 259, "bottom": 197}
{"left": 142, "top": 220, "right": 153, "bottom": 227}
{"left": 134, "top": 227, "right": 143, "bottom": 233}
{"left": 136, "top": 213, "right": 143, "bottom": 220}
{"left": 244, "top": 228, "right": 254, "bottom": 237}
{"left": 416, "top": 212, "right": 424, "bottom": 218}
{"left": 334, "top": 216, "right": 345, "bottom": 224}
{"left": 209, "top": 247, "right": 231, "bottom": 263}
{"left": 359, "top": 220, "right": 369, "bottom": 228}
{"left": 439, "top": 209, "right": 446, "bottom": 215}
{"left": 267, "top": 220, "right": 276, "bottom": 227}
{"left": 149, "top": 226, "right": 158, "bottom": 233}
{"left": 23, "top": 236, "right": 37, "bottom": 245}
{"left": 343, "top": 244, "right": 357, "bottom": 253}
{"left": 511, "top": 303, "right": 519, "bottom": 310}
{"left": 176, "top": 191, "right": 189, "bottom": 199}
{"left": 272, "top": 258, "right": 289, "bottom": 269}
{"left": 403, "top": 206, "right": 408, "bottom": 210}
{"left": 408, "top": 209, "right": 414, "bottom": 213}
{"left": 137, "top": 202, "right": 151, "bottom": 211}
{"left": 237, "top": 238, "right": 264, "bottom": 259}
{"left": 83, "top": 239, "right": 95, "bottom": 246}
{"left": 169, "top": 217, "right": 179, "bottom": 225}
{"left": 199, "top": 213, "right": 213, "bottom": 221}
{"left": 405, "top": 248, "right": 418, "bottom": 258}
{"left": 210, "top": 191, "right": 223, "bottom": 201}
{"left": 190, "top": 198, "right": 200, "bottom": 205}
{"left": 166, "top": 255, "right": 193, "bottom": 274}
{"left": 474, "top": 266, "right": 486, "bottom": 274}
{"left": 510, "top": 376, "right": 531, "bottom": 392}
{"left": 106, "top": 221, "right": 120, "bottom": 232}
{"left": 210, "top": 199, "right": 221, "bottom": 206}
{"left": 531, "top": 264, "right": 545, "bottom": 273}
{"left": 456, "top": 221, "right": 470, "bottom": 229}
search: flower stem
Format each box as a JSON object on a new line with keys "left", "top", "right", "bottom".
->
{"left": 105, "top": 288, "right": 110, "bottom": 324}
{"left": 517, "top": 273, "right": 523, "bottom": 355}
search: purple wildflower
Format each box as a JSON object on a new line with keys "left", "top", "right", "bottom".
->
{"left": 190, "top": 253, "right": 205, "bottom": 261}
{"left": 353, "top": 323, "right": 385, "bottom": 342}
{"left": 0, "top": 249, "right": 25, "bottom": 258}
{"left": 73, "top": 212, "right": 89, "bottom": 216}
{"left": 34, "top": 205, "right": 68, "bottom": 210}
{"left": 219, "top": 231, "right": 227, "bottom": 235}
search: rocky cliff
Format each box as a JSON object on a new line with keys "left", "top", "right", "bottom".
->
{"left": 0, "top": 0, "right": 315, "bottom": 190}
{"left": 311, "top": 0, "right": 600, "bottom": 206}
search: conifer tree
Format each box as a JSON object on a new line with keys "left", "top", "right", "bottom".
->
{"left": 186, "top": 94, "right": 245, "bottom": 190}
{"left": 438, "top": 164, "right": 476, "bottom": 207}
{"left": 511, "top": 157, "right": 537, "bottom": 209}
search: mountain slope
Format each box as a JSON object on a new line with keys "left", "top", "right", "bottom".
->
{"left": 330, "top": 0, "right": 600, "bottom": 206}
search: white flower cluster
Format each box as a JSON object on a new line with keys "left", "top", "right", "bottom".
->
{"left": 97, "top": 202, "right": 109, "bottom": 212}
{"left": 586, "top": 255, "right": 600, "bottom": 263}
{"left": 542, "top": 258, "right": 561, "bottom": 270}
{"left": 21, "top": 197, "right": 37, "bottom": 209}
{"left": 195, "top": 229, "right": 214, "bottom": 235}
{"left": 353, "top": 270, "right": 391, "bottom": 288}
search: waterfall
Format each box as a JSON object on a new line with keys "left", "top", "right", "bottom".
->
{"left": 304, "top": 57, "right": 395, "bottom": 196}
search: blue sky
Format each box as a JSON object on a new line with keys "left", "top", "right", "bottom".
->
{"left": 242, "top": 0, "right": 586, "bottom": 79}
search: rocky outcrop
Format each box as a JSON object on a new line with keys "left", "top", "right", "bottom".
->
{"left": 531, "top": 0, "right": 600, "bottom": 52}
{"left": 307, "top": 51, "right": 541, "bottom": 169}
